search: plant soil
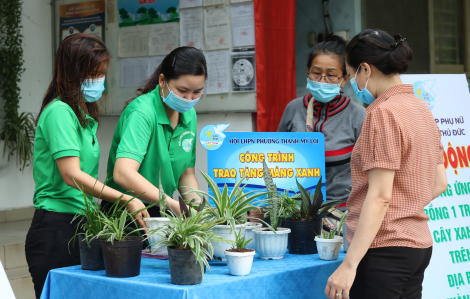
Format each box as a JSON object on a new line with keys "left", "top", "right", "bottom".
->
{"left": 226, "top": 248, "right": 255, "bottom": 253}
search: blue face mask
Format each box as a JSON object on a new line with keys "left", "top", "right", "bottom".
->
{"left": 81, "top": 77, "right": 105, "bottom": 103}
{"left": 161, "top": 82, "right": 200, "bottom": 113}
{"left": 306, "top": 78, "right": 342, "bottom": 103}
{"left": 350, "top": 67, "right": 376, "bottom": 105}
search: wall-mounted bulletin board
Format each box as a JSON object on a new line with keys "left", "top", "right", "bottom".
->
{"left": 54, "top": 0, "right": 257, "bottom": 115}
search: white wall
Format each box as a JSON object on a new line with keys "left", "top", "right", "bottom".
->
{"left": 0, "top": 0, "right": 53, "bottom": 211}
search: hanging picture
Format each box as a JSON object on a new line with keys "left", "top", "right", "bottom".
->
{"left": 118, "top": 0, "right": 180, "bottom": 27}
{"left": 231, "top": 47, "right": 256, "bottom": 92}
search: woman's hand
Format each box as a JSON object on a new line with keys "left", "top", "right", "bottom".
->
{"left": 125, "top": 199, "right": 149, "bottom": 233}
{"left": 325, "top": 262, "right": 357, "bottom": 299}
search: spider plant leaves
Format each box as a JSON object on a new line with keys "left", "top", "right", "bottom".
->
{"left": 158, "top": 168, "right": 167, "bottom": 213}
{"left": 145, "top": 208, "right": 231, "bottom": 276}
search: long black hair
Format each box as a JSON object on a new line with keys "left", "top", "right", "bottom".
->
{"left": 346, "top": 29, "right": 413, "bottom": 75}
{"left": 307, "top": 34, "right": 347, "bottom": 75}
{"left": 126, "top": 47, "right": 207, "bottom": 107}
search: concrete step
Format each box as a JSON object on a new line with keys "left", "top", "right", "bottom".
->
{"left": 0, "top": 219, "right": 34, "bottom": 299}
{"left": 6, "top": 266, "right": 35, "bottom": 299}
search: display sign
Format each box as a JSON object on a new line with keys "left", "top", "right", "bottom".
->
{"left": 201, "top": 129, "right": 326, "bottom": 205}
{"left": 401, "top": 74, "right": 470, "bottom": 299}
{"left": 59, "top": 1, "right": 105, "bottom": 41}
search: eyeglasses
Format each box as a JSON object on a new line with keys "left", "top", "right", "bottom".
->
{"left": 308, "top": 72, "right": 344, "bottom": 83}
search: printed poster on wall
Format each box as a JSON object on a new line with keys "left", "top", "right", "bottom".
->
{"left": 231, "top": 47, "right": 256, "bottom": 92}
{"left": 118, "top": 0, "right": 180, "bottom": 27}
{"left": 59, "top": 1, "right": 105, "bottom": 41}
{"left": 401, "top": 74, "right": 470, "bottom": 299}
{"left": 200, "top": 130, "right": 326, "bottom": 206}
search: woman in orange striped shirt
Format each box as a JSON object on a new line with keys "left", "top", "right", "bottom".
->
{"left": 325, "top": 29, "right": 448, "bottom": 299}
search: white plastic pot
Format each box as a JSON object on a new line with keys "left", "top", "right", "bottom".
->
{"left": 243, "top": 223, "right": 262, "bottom": 250}
{"left": 144, "top": 217, "right": 170, "bottom": 254}
{"left": 212, "top": 224, "right": 245, "bottom": 261}
{"left": 315, "top": 236, "right": 343, "bottom": 260}
{"left": 253, "top": 227, "right": 291, "bottom": 260}
{"left": 224, "top": 250, "right": 256, "bottom": 276}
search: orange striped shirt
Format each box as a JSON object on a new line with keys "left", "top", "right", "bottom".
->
{"left": 346, "top": 84, "right": 444, "bottom": 249}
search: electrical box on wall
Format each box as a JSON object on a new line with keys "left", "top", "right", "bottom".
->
{"left": 308, "top": 31, "right": 316, "bottom": 46}
{"left": 333, "top": 30, "right": 350, "bottom": 41}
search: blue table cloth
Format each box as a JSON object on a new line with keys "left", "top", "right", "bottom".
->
{"left": 41, "top": 251, "right": 345, "bottom": 299}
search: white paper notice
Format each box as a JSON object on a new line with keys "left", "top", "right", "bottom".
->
{"left": 180, "top": 0, "right": 202, "bottom": 8}
{"left": 118, "top": 26, "right": 149, "bottom": 57}
{"left": 120, "top": 57, "right": 150, "bottom": 87}
{"left": 180, "top": 7, "right": 203, "bottom": 49}
{"left": 149, "top": 23, "right": 180, "bottom": 56}
{"left": 230, "top": 2, "right": 255, "bottom": 47}
{"left": 205, "top": 50, "right": 230, "bottom": 94}
{"left": 203, "top": 0, "right": 228, "bottom": 6}
{"left": 149, "top": 56, "right": 165, "bottom": 74}
{"left": 204, "top": 5, "right": 231, "bottom": 50}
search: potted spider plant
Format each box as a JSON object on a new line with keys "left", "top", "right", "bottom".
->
{"left": 315, "top": 211, "right": 348, "bottom": 260}
{"left": 253, "top": 161, "right": 291, "bottom": 260}
{"left": 224, "top": 227, "right": 255, "bottom": 276}
{"left": 144, "top": 169, "right": 171, "bottom": 254}
{"left": 146, "top": 197, "right": 226, "bottom": 285}
{"left": 71, "top": 182, "right": 106, "bottom": 271}
{"left": 189, "top": 171, "right": 269, "bottom": 261}
{"left": 286, "top": 177, "right": 340, "bottom": 255}
{"left": 94, "top": 197, "right": 148, "bottom": 278}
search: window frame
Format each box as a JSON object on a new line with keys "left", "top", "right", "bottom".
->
{"left": 429, "top": 0, "right": 470, "bottom": 75}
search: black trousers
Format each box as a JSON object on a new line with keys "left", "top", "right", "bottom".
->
{"left": 25, "top": 209, "right": 84, "bottom": 299}
{"left": 350, "top": 246, "right": 433, "bottom": 299}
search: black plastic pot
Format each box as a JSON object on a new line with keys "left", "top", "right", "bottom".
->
{"left": 78, "top": 235, "right": 105, "bottom": 270}
{"left": 168, "top": 247, "right": 203, "bottom": 285}
{"left": 100, "top": 236, "right": 143, "bottom": 278}
{"left": 287, "top": 219, "right": 322, "bottom": 254}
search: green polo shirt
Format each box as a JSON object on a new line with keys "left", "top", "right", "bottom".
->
{"left": 33, "top": 99, "right": 100, "bottom": 214}
{"left": 106, "top": 85, "right": 197, "bottom": 199}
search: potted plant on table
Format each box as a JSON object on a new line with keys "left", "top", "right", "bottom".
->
{"left": 224, "top": 227, "right": 256, "bottom": 276}
{"left": 144, "top": 169, "right": 171, "bottom": 255}
{"left": 286, "top": 177, "right": 340, "bottom": 255}
{"left": 190, "top": 171, "right": 269, "bottom": 261}
{"left": 253, "top": 161, "right": 291, "bottom": 260}
{"left": 315, "top": 211, "right": 348, "bottom": 260}
{"left": 146, "top": 197, "right": 226, "bottom": 285}
{"left": 94, "top": 198, "right": 148, "bottom": 278}
{"left": 71, "top": 183, "right": 106, "bottom": 271}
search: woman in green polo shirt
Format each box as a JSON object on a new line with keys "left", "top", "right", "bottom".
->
{"left": 25, "top": 34, "right": 148, "bottom": 299}
{"left": 105, "top": 47, "right": 207, "bottom": 216}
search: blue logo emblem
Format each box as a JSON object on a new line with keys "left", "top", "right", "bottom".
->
{"left": 412, "top": 80, "right": 437, "bottom": 110}
{"left": 199, "top": 123, "right": 230, "bottom": 151}
{"left": 182, "top": 138, "right": 193, "bottom": 153}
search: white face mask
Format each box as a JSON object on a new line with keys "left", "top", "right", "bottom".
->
{"left": 161, "top": 82, "right": 200, "bottom": 113}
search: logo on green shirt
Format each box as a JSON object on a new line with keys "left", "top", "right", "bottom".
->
{"left": 179, "top": 131, "right": 196, "bottom": 153}
{"left": 182, "top": 138, "right": 194, "bottom": 153}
